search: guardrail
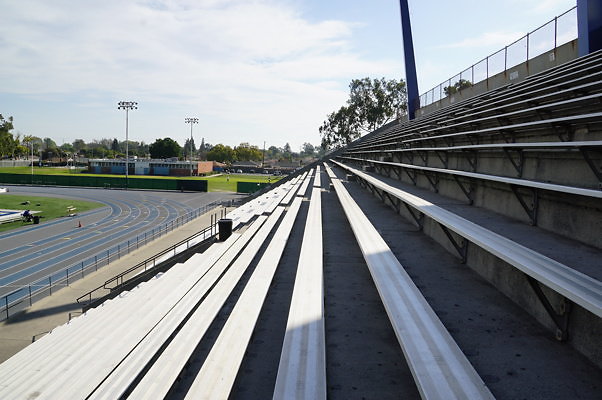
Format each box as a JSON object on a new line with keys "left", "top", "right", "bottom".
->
{"left": 75, "top": 212, "right": 226, "bottom": 309}
{"left": 419, "top": 6, "right": 577, "bottom": 108}
{"left": 0, "top": 200, "right": 226, "bottom": 321}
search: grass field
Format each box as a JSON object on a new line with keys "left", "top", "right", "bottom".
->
{"left": 0, "top": 167, "right": 282, "bottom": 192}
{"left": 0, "top": 194, "right": 104, "bottom": 233}
{"left": 205, "top": 173, "right": 280, "bottom": 191}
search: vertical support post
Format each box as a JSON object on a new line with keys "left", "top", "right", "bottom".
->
{"left": 5, "top": 297, "right": 8, "bottom": 320}
{"left": 578, "top": 0, "right": 602, "bottom": 56}
{"left": 399, "top": 0, "right": 419, "bottom": 120}
{"left": 29, "top": 286, "right": 32, "bottom": 306}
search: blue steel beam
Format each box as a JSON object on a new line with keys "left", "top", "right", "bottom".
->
{"left": 578, "top": 0, "right": 602, "bottom": 56}
{"left": 399, "top": 0, "right": 419, "bottom": 120}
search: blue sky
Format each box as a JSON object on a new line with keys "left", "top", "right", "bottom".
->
{"left": 0, "top": 0, "right": 576, "bottom": 152}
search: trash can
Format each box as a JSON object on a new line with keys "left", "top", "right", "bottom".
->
{"left": 33, "top": 215, "right": 40, "bottom": 224}
{"left": 218, "top": 218, "right": 233, "bottom": 241}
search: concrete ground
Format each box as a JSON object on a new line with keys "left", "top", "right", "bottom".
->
{"left": 0, "top": 205, "right": 230, "bottom": 363}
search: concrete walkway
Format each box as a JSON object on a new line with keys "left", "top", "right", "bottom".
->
{"left": 0, "top": 206, "right": 230, "bottom": 363}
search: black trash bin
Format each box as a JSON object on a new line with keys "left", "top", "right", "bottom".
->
{"left": 33, "top": 215, "right": 40, "bottom": 224}
{"left": 218, "top": 218, "right": 233, "bottom": 241}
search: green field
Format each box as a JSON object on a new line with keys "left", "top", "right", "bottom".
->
{"left": 0, "top": 194, "right": 104, "bottom": 233}
{"left": 0, "top": 167, "right": 282, "bottom": 192}
{"left": 206, "top": 173, "right": 281, "bottom": 191}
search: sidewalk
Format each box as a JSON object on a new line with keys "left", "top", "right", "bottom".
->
{"left": 0, "top": 206, "right": 229, "bottom": 363}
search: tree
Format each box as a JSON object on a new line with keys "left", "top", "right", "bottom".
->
{"left": 319, "top": 77, "right": 407, "bottom": 149}
{"left": 183, "top": 138, "right": 197, "bottom": 159}
{"left": 72, "top": 139, "right": 87, "bottom": 153}
{"left": 60, "top": 143, "right": 75, "bottom": 154}
{"left": 149, "top": 138, "right": 182, "bottom": 159}
{"left": 207, "top": 144, "right": 236, "bottom": 163}
{"left": 234, "top": 142, "right": 262, "bottom": 161}
{"left": 444, "top": 79, "right": 472, "bottom": 96}
{"left": 0, "top": 114, "right": 16, "bottom": 158}
{"left": 319, "top": 105, "right": 359, "bottom": 149}
{"left": 111, "top": 138, "right": 120, "bottom": 152}
{"left": 302, "top": 142, "right": 315, "bottom": 156}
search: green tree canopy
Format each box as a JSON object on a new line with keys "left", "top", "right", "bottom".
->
{"left": 234, "top": 142, "right": 262, "bottom": 161}
{"left": 319, "top": 77, "right": 407, "bottom": 149}
{"left": 183, "top": 138, "right": 197, "bottom": 159}
{"left": 0, "top": 114, "right": 17, "bottom": 158}
{"left": 207, "top": 143, "right": 236, "bottom": 163}
{"left": 149, "top": 138, "right": 182, "bottom": 159}
{"left": 444, "top": 79, "right": 472, "bottom": 96}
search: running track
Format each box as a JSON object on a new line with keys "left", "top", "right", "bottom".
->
{"left": 0, "top": 186, "right": 240, "bottom": 299}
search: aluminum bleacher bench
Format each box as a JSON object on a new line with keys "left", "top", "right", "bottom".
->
{"left": 120, "top": 209, "right": 285, "bottom": 399}
{"left": 324, "top": 163, "right": 494, "bottom": 400}
{"left": 331, "top": 160, "right": 602, "bottom": 325}
{"left": 339, "top": 156, "right": 602, "bottom": 201}
{"left": 130, "top": 173, "right": 314, "bottom": 399}
{"left": 411, "top": 94, "right": 602, "bottom": 140}
{"left": 402, "top": 112, "right": 602, "bottom": 147}
{"left": 272, "top": 171, "right": 325, "bottom": 400}
{"left": 177, "top": 199, "right": 308, "bottom": 399}
{"left": 90, "top": 208, "right": 279, "bottom": 398}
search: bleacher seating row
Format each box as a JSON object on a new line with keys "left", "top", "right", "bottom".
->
{"left": 335, "top": 50, "right": 601, "bottom": 356}
{"left": 340, "top": 50, "right": 602, "bottom": 248}
{"left": 0, "top": 50, "right": 600, "bottom": 400}
{"left": 0, "top": 163, "right": 510, "bottom": 399}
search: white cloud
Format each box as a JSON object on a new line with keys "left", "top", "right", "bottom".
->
{"left": 0, "top": 0, "right": 400, "bottom": 148}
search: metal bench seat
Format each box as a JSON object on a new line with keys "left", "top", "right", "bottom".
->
{"left": 324, "top": 163, "right": 494, "bottom": 400}
{"left": 332, "top": 160, "right": 602, "bottom": 319}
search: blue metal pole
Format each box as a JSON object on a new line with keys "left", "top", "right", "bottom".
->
{"left": 578, "top": 0, "right": 602, "bottom": 57}
{"left": 399, "top": 0, "right": 420, "bottom": 120}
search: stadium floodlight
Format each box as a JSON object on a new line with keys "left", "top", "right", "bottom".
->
{"left": 185, "top": 117, "right": 199, "bottom": 177}
{"left": 118, "top": 101, "right": 138, "bottom": 189}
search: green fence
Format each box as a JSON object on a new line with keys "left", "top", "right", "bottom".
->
{"left": 237, "top": 181, "right": 271, "bottom": 194}
{"left": 0, "top": 174, "right": 207, "bottom": 192}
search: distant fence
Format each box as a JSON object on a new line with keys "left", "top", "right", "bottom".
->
{"left": 237, "top": 181, "right": 271, "bottom": 194}
{"left": 0, "top": 173, "right": 207, "bottom": 192}
{"left": 0, "top": 160, "right": 31, "bottom": 167}
{"left": 0, "top": 200, "right": 225, "bottom": 321}
{"left": 419, "top": 6, "right": 577, "bottom": 108}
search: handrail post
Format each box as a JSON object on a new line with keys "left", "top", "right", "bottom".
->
{"left": 526, "top": 33, "right": 530, "bottom": 63}
{"left": 66, "top": 269, "right": 69, "bottom": 285}
{"left": 5, "top": 296, "right": 9, "bottom": 320}
{"left": 49, "top": 276, "right": 52, "bottom": 295}
{"left": 29, "top": 285, "right": 32, "bottom": 306}
{"left": 81, "top": 261, "right": 84, "bottom": 278}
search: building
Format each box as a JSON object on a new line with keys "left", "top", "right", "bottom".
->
{"left": 87, "top": 159, "right": 223, "bottom": 176}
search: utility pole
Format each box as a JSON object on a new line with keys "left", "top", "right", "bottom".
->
{"left": 185, "top": 117, "right": 199, "bottom": 176}
{"left": 118, "top": 101, "right": 138, "bottom": 189}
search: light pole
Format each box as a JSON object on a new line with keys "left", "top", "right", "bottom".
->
{"left": 118, "top": 101, "right": 137, "bottom": 189}
{"left": 185, "top": 117, "right": 198, "bottom": 176}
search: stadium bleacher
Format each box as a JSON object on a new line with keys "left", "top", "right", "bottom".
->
{"left": 0, "top": 48, "right": 600, "bottom": 400}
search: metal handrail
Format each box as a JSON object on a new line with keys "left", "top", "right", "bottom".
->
{"left": 0, "top": 200, "right": 225, "bottom": 320}
{"left": 418, "top": 6, "right": 577, "bottom": 108}
{"left": 75, "top": 212, "right": 224, "bottom": 308}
